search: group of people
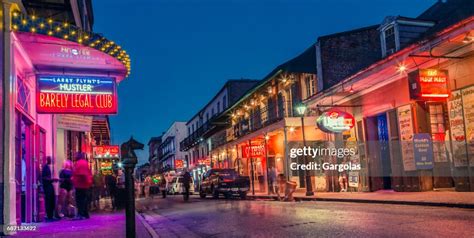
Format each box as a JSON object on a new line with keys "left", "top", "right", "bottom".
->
{"left": 42, "top": 152, "right": 93, "bottom": 221}
{"left": 41, "top": 152, "right": 129, "bottom": 221}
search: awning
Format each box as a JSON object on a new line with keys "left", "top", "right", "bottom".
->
{"left": 11, "top": 10, "right": 130, "bottom": 81}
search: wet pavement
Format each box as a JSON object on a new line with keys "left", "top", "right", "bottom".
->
{"left": 137, "top": 195, "right": 474, "bottom": 238}
{"left": 11, "top": 210, "right": 152, "bottom": 238}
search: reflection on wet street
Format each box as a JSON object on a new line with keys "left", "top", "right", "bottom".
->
{"left": 137, "top": 196, "right": 474, "bottom": 238}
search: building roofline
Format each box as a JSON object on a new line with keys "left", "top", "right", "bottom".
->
{"left": 185, "top": 79, "right": 259, "bottom": 125}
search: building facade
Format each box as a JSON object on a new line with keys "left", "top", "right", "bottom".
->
{"left": 159, "top": 122, "right": 187, "bottom": 171}
{"left": 180, "top": 79, "right": 259, "bottom": 185}
{"left": 1, "top": 0, "right": 131, "bottom": 234}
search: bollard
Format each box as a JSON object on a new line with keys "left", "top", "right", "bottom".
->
{"left": 121, "top": 137, "right": 144, "bottom": 238}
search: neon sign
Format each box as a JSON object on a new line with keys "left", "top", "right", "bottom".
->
{"left": 175, "top": 160, "right": 184, "bottom": 169}
{"left": 242, "top": 144, "right": 265, "bottom": 158}
{"left": 317, "top": 109, "right": 355, "bottom": 133}
{"left": 409, "top": 69, "right": 449, "bottom": 100}
{"left": 36, "top": 75, "right": 117, "bottom": 114}
{"left": 93, "top": 145, "right": 120, "bottom": 158}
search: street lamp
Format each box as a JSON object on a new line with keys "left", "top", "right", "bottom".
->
{"left": 295, "top": 103, "right": 314, "bottom": 196}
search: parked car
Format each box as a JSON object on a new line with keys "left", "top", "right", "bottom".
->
{"left": 199, "top": 169, "right": 250, "bottom": 199}
{"left": 169, "top": 175, "right": 195, "bottom": 195}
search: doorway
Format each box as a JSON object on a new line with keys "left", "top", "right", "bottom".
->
{"left": 366, "top": 113, "right": 393, "bottom": 191}
{"left": 15, "top": 112, "right": 34, "bottom": 224}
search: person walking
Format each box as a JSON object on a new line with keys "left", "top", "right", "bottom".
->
{"left": 42, "top": 156, "right": 58, "bottom": 221}
{"left": 58, "top": 160, "right": 74, "bottom": 218}
{"left": 72, "top": 152, "right": 93, "bottom": 219}
{"left": 268, "top": 166, "right": 278, "bottom": 195}
{"left": 105, "top": 173, "right": 117, "bottom": 210}
{"left": 182, "top": 169, "right": 192, "bottom": 202}
{"left": 91, "top": 172, "right": 104, "bottom": 211}
{"left": 143, "top": 175, "right": 152, "bottom": 199}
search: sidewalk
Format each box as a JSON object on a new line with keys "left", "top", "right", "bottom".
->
{"left": 248, "top": 190, "right": 474, "bottom": 208}
{"left": 11, "top": 210, "right": 154, "bottom": 238}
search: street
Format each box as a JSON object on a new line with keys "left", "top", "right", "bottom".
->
{"left": 137, "top": 196, "right": 474, "bottom": 238}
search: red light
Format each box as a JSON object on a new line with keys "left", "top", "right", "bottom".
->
{"left": 421, "top": 94, "right": 449, "bottom": 98}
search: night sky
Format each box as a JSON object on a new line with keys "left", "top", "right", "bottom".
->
{"left": 92, "top": 0, "right": 435, "bottom": 164}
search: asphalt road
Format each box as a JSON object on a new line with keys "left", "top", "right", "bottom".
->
{"left": 136, "top": 195, "right": 474, "bottom": 238}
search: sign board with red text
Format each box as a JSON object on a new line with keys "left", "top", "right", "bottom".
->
{"left": 36, "top": 75, "right": 117, "bottom": 114}
{"left": 317, "top": 109, "right": 355, "bottom": 133}
{"left": 242, "top": 144, "right": 265, "bottom": 158}
{"left": 409, "top": 69, "right": 449, "bottom": 100}
{"left": 93, "top": 145, "right": 120, "bottom": 158}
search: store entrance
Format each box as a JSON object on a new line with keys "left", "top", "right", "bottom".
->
{"left": 366, "top": 113, "right": 393, "bottom": 191}
{"left": 15, "top": 112, "right": 35, "bottom": 224}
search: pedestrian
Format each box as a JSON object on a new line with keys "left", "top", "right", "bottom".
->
{"left": 182, "top": 169, "right": 192, "bottom": 202}
{"left": 105, "top": 173, "right": 117, "bottom": 210}
{"left": 143, "top": 175, "right": 152, "bottom": 199}
{"left": 339, "top": 172, "right": 348, "bottom": 192}
{"left": 58, "top": 160, "right": 74, "bottom": 218}
{"left": 116, "top": 169, "right": 126, "bottom": 209}
{"left": 42, "top": 156, "right": 58, "bottom": 221}
{"left": 91, "top": 172, "right": 104, "bottom": 210}
{"left": 72, "top": 152, "right": 93, "bottom": 219}
{"left": 268, "top": 166, "right": 278, "bottom": 195}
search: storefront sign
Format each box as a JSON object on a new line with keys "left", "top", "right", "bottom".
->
{"left": 317, "top": 109, "right": 355, "bottom": 133}
{"left": 397, "top": 105, "right": 416, "bottom": 171}
{"left": 448, "top": 89, "right": 469, "bottom": 167}
{"left": 175, "top": 160, "right": 184, "bottom": 169}
{"left": 413, "top": 133, "right": 434, "bottom": 170}
{"left": 56, "top": 114, "right": 93, "bottom": 132}
{"left": 408, "top": 69, "right": 449, "bottom": 100}
{"left": 348, "top": 171, "right": 359, "bottom": 188}
{"left": 93, "top": 145, "right": 120, "bottom": 158}
{"left": 36, "top": 75, "right": 117, "bottom": 114}
{"left": 462, "top": 86, "right": 474, "bottom": 167}
{"left": 100, "top": 161, "right": 113, "bottom": 175}
{"left": 242, "top": 144, "right": 265, "bottom": 158}
{"left": 197, "top": 158, "right": 211, "bottom": 166}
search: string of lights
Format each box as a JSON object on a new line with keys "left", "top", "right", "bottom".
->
{"left": 11, "top": 10, "right": 131, "bottom": 76}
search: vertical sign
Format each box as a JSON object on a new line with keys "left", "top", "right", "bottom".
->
{"left": 447, "top": 89, "right": 468, "bottom": 167}
{"left": 413, "top": 133, "right": 434, "bottom": 170}
{"left": 397, "top": 105, "right": 416, "bottom": 171}
{"left": 462, "top": 86, "right": 474, "bottom": 167}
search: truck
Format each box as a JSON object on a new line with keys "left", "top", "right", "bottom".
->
{"left": 199, "top": 169, "right": 250, "bottom": 199}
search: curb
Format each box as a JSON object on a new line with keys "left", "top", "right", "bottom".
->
{"left": 248, "top": 195, "right": 474, "bottom": 209}
{"left": 136, "top": 212, "right": 160, "bottom": 238}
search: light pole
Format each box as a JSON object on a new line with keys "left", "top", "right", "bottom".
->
{"left": 295, "top": 103, "right": 314, "bottom": 196}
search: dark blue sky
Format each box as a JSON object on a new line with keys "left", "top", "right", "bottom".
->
{"left": 92, "top": 0, "right": 435, "bottom": 164}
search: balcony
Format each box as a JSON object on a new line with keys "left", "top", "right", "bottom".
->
{"left": 232, "top": 100, "right": 295, "bottom": 140}
{"left": 180, "top": 118, "right": 223, "bottom": 151}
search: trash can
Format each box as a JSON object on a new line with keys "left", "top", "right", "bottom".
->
{"left": 284, "top": 181, "right": 297, "bottom": 201}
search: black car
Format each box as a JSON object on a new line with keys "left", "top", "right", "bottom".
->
{"left": 199, "top": 169, "right": 250, "bottom": 199}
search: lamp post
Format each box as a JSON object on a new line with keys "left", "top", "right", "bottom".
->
{"left": 295, "top": 103, "right": 314, "bottom": 196}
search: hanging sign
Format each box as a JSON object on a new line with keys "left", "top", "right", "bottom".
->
{"left": 93, "top": 145, "right": 120, "bottom": 158}
{"left": 408, "top": 69, "right": 449, "bottom": 100}
{"left": 242, "top": 144, "right": 265, "bottom": 158}
{"left": 317, "top": 109, "right": 355, "bottom": 133}
{"left": 56, "top": 114, "right": 93, "bottom": 132}
{"left": 413, "top": 133, "right": 434, "bottom": 170}
{"left": 36, "top": 75, "right": 118, "bottom": 114}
